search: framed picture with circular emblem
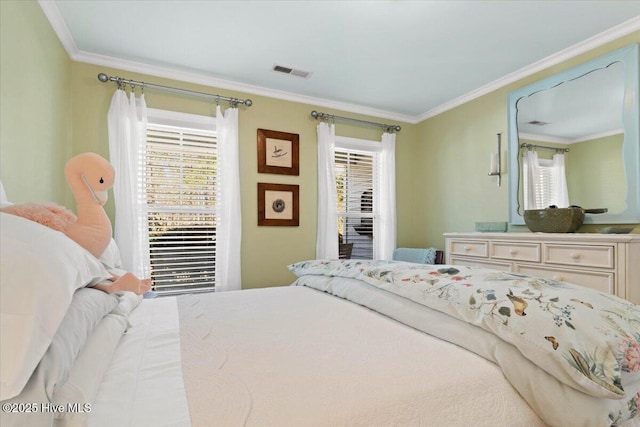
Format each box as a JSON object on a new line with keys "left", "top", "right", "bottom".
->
{"left": 257, "top": 183, "right": 299, "bottom": 226}
{"left": 257, "top": 129, "right": 299, "bottom": 176}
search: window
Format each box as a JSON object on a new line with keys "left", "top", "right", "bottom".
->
{"left": 524, "top": 158, "right": 552, "bottom": 209}
{"left": 144, "top": 110, "right": 218, "bottom": 294}
{"left": 334, "top": 137, "right": 379, "bottom": 260}
{"left": 523, "top": 155, "right": 568, "bottom": 209}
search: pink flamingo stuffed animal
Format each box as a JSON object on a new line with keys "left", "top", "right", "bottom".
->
{"left": 63, "top": 152, "right": 115, "bottom": 259}
{"left": 2, "top": 152, "right": 150, "bottom": 295}
{"left": 63, "top": 152, "right": 151, "bottom": 295}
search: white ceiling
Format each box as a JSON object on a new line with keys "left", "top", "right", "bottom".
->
{"left": 43, "top": 1, "right": 640, "bottom": 122}
{"left": 517, "top": 61, "right": 625, "bottom": 143}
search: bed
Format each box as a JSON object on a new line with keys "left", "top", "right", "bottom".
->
{"left": 1, "top": 211, "right": 639, "bottom": 427}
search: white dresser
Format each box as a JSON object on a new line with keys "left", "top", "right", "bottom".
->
{"left": 444, "top": 232, "right": 640, "bottom": 305}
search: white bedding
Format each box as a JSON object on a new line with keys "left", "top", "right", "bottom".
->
{"left": 90, "top": 286, "right": 544, "bottom": 427}
{"left": 89, "top": 297, "right": 190, "bottom": 427}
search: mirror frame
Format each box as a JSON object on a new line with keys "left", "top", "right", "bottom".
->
{"left": 508, "top": 43, "right": 639, "bottom": 225}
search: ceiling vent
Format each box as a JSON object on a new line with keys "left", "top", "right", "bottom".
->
{"left": 272, "top": 64, "right": 312, "bottom": 79}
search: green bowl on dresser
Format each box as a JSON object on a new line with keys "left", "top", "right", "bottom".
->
{"left": 523, "top": 206, "right": 607, "bottom": 233}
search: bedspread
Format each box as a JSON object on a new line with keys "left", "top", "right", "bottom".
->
{"left": 289, "top": 259, "right": 640, "bottom": 426}
{"left": 176, "top": 287, "right": 544, "bottom": 427}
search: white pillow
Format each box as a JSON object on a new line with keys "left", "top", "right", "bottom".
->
{"left": 1, "top": 289, "right": 118, "bottom": 427}
{"left": 0, "top": 213, "right": 110, "bottom": 401}
{"left": 53, "top": 313, "right": 128, "bottom": 427}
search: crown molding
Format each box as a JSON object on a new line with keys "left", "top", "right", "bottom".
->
{"left": 576, "top": 128, "right": 624, "bottom": 143}
{"left": 38, "top": 0, "right": 79, "bottom": 58}
{"left": 40, "top": 0, "right": 638, "bottom": 125}
{"left": 38, "top": 0, "right": 417, "bottom": 124}
{"left": 518, "top": 133, "right": 571, "bottom": 145}
{"left": 520, "top": 128, "right": 624, "bottom": 145}
{"left": 77, "top": 50, "right": 415, "bottom": 123}
{"left": 416, "top": 16, "right": 640, "bottom": 122}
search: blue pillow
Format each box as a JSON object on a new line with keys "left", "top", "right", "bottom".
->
{"left": 392, "top": 247, "right": 436, "bottom": 264}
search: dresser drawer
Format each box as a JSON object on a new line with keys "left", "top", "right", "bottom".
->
{"left": 444, "top": 232, "right": 640, "bottom": 305}
{"left": 516, "top": 264, "right": 614, "bottom": 295}
{"left": 449, "top": 240, "right": 488, "bottom": 258}
{"left": 491, "top": 242, "right": 540, "bottom": 262}
{"left": 449, "top": 256, "right": 511, "bottom": 271}
{"left": 544, "top": 244, "right": 614, "bottom": 269}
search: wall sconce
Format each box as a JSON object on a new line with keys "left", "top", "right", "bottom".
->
{"left": 488, "top": 133, "right": 502, "bottom": 187}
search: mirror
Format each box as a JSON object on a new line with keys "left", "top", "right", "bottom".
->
{"left": 508, "top": 43, "right": 639, "bottom": 225}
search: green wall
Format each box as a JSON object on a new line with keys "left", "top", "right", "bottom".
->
{"left": 415, "top": 31, "right": 640, "bottom": 248}
{"left": 508, "top": 133, "right": 626, "bottom": 219}
{"left": 70, "top": 62, "right": 419, "bottom": 288}
{"left": 0, "top": 0, "right": 420, "bottom": 289}
{"left": 1, "top": 2, "right": 637, "bottom": 291}
{"left": 567, "top": 134, "right": 626, "bottom": 213}
{"left": 0, "top": 0, "right": 73, "bottom": 207}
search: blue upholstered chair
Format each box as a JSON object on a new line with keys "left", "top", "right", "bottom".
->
{"left": 392, "top": 247, "right": 443, "bottom": 264}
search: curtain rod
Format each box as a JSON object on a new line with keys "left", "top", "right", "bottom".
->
{"left": 520, "top": 142, "right": 569, "bottom": 153}
{"left": 310, "top": 110, "right": 401, "bottom": 133}
{"left": 97, "top": 73, "right": 252, "bottom": 107}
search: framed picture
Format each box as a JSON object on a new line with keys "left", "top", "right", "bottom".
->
{"left": 257, "top": 129, "right": 299, "bottom": 176}
{"left": 258, "top": 183, "right": 299, "bottom": 226}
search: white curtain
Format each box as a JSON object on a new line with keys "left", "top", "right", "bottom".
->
{"left": 316, "top": 122, "right": 339, "bottom": 259}
{"left": 522, "top": 150, "right": 540, "bottom": 210}
{"left": 551, "top": 153, "right": 570, "bottom": 208}
{"left": 107, "top": 88, "right": 150, "bottom": 278}
{"left": 523, "top": 150, "right": 570, "bottom": 210}
{"left": 374, "top": 132, "right": 397, "bottom": 260}
{"left": 215, "top": 105, "right": 242, "bottom": 291}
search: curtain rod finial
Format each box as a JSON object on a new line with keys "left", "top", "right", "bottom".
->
{"left": 310, "top": 110, "right": 319, "bottom": 119}
{"left": 244, "top": 99, "right": 253, "bottom": 107}
{"left": 97, "top": 73, "right": 109, "bottom": 83}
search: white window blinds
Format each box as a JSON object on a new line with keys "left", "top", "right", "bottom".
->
{"left": 145, "top": 122, "right": 218, "bottom": 294}
{"left": 335, "top": 147, "right": 377, "bottom": 260}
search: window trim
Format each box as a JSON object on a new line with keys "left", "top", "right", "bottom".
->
{"left": 335, "top": 135, "right": 382, "bottom": 153}
{"left": 147, "top": 108, "right": 216, "bottom": 132}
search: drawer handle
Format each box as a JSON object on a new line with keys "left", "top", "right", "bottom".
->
{"left": 570, "top": 252, "right": 580, "bottom": 260}
{"left": 464, "top": 245, "right": 472, "bottom": 252}
{"left": 509, "top": 249, "right": 518, "bottom": 255}
{"left": 552, "top": 275, "right": 563, "bottom": 281}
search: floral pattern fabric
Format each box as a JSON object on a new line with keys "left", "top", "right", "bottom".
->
{"left": 289, "top": 260, "right": 640, "bottom": 401}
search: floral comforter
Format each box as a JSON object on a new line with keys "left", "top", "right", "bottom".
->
{"left": 289, "top": 259, "right": 640, "bottom": 425}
